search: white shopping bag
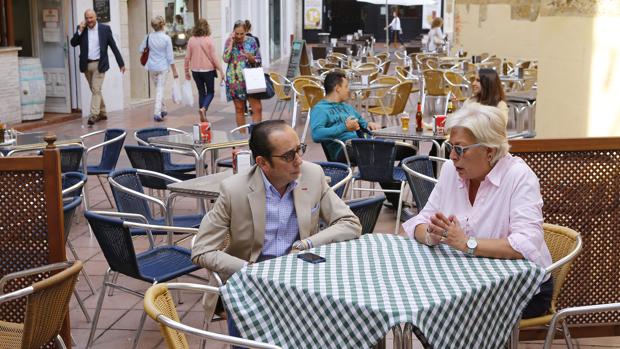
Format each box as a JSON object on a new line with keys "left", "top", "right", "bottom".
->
{"left": 242, "top": 67, "right": 267, "bottom": 94}
{"left": 182, "top": 80, "right": 194, "bottom": 107}
{"left": 171, "top": 79, "right": 182, "bottom": 104}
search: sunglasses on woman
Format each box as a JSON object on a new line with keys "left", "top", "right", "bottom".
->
{"left": 445, "top": 141, "right": 485, "bottom": 157}
{"left": 271, "top": 144, "right": 307, "bottom": 162}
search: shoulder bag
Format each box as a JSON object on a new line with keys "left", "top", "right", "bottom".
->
{"left": 140, "top": 34, "right": 149, "bottom": 66}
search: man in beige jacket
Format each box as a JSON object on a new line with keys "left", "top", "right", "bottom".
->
{"left": 192, "top": 120, "right": 361, "bottom": 278}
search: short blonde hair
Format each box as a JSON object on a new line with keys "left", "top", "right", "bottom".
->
{"left": 445, "top": 102, "right": 509, "bottom": 165}
{"left": 151, "top": 16, "right": 165, "bottom": 31}
{"left": 431, "top": 17, "right": 443, "bottom": 28}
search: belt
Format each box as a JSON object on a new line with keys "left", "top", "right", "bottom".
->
{"left": 87, "top": 59, "right": 99, "bottom": 63}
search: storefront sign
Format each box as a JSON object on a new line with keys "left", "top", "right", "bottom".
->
{"left": 304, "top": 0, "right": 322, "bottom": 30}
{"left": 93, "top": 0, "right": 111, "bottom": 22}
{"left": 42, "top": 8, "right": 59, "bottom": 22}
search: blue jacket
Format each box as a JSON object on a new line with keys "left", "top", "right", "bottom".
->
{"left": 70, "top": 23, "right": 125, "bottom": 73}
{"left": 310, "top": 99, "right": 369, "bottom": 160}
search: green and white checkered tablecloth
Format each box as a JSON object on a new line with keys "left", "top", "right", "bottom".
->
{"left": 221, "top": 234, "right": 546, "bottom": 349}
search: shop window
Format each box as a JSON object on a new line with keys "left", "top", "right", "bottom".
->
{"left": 164, "top": 0, "right": 198, "bottom": 55}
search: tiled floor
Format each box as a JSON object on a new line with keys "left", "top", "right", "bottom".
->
{"left": 25, "top": 60, "right": 618, "bottom": 349}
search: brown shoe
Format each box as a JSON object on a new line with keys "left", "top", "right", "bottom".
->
{"left": 99, "top": 114, "right": 107, "bottom": 120}
{"left": 87, "top": 114, "right": 100, "bottom": 125}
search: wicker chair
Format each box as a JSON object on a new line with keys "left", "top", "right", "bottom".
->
{"left": 291, "top": 77, "right": 322, "bottom": 128}
{"left": 346, "top": 195, "right": 384, "bottom": 235}
{"left": 367, "top": 81, "right": 413, "bottom": 126}
{"left": 510, "top": 224, "right": 583, "bottom": 348}
{"left": 134, "top": 127, "right": 196, "bottom": 174}
{"left": 314, "top": 161, "right": 352, "bottom": 198}
{"left": 422, "top": 69, "right": 450, "bottom": 116}
{"left": 401, "top": 155, "right": 447, "bottom": 214}
{"left": 443, "top": 71, "right": 471, "bottom": 105}
{"left": 375, "top": 52, "right": 389, "bottom": 64}
{"left": 0, "top": 261, "right": 83, "bottom": 349}
{"left": 144, "top": 283, "right": 283, "bottom": 349}
{"left": 268, "top": 72, "right": 293, "bottom": 119}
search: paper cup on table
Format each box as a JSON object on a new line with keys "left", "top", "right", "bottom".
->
{"left": 361, "top": 74, "right": 369, "bottom": 86}
{"left": 331, "top": 38, "right": 338, "bottom": 47}
{"left": 433, "top": 115, "right": 447, "bottom": 135}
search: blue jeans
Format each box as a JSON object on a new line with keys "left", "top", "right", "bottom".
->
{"left": 192, "top": 70, "right": 216, "bottom": 110}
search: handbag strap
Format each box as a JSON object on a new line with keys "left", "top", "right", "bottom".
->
{"left": 145, "top": 34, "right": 149, "bottom": 49}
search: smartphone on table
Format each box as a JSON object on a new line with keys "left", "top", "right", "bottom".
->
{"left": 297, "top": 252, "right": 326, "bottom": 264}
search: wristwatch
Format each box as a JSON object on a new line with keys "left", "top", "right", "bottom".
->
{"left": 466, "top": 236, "right": 478, "bottom": 255}
{"left": 292, "top": 240, "right": 308, "bottom": 251}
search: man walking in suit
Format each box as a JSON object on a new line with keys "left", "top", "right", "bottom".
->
{"left": 70, "top": 9, "right": 125, "bottom": 125}
{"left": 192, "top": 120, "right": 361, "bottom": 341}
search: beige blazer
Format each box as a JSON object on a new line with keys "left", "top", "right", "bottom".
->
{"left": 191, "top": 161, "right": 362, "bottom": 278}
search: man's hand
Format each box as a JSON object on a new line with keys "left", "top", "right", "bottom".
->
{"left": 367, "top": 122, "right": 381, "bottom": 130}
{"left": 119, "top": 66, "right": 126, "bottom": 74}
{"left": 289, "top": 248, "right": 301, "bottom": 254}
{"left": 79, "top": 21, "right": 86, "bottom": 32}
{"left": 345, "top": 117, "right": 360, "bottom": 131}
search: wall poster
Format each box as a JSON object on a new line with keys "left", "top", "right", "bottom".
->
{"left": 304, "top": 0, "right": 322, "bottom": 30}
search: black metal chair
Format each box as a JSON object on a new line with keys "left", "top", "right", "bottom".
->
{"left": 134, "top": 127, "right": 196, "bottom": 174}
{"left": 84, "top": 210, "right": 204, "bottom": 349}
{"left": 57, "top": 145, "right": 85, "bottom": 173}
{"left": 81, "top": 128, "right": 127, "bottom": 208}
{"left": 315, "top": 161, "right": 352, "bottom": 198}
{"left": 350, "top": 138, "right": 407, "bottom": 234}
{"left": 108, "top": 168, "right": 203, "bottom": 236}
{"left": 401, "top": 155, "right": 446, "bottom": 214}
{"left": 347, "top": 195, "right": 385, "bottom": 235}
{"left": 124, "top": 145, "right": 196, "bottom": 186}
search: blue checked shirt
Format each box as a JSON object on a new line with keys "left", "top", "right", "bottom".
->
{"left": 259, "top": 170, "right": 300, "bottom": 260}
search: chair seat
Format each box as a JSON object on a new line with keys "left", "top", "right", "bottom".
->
{"left": 353, "top": 167, "right": 406, "bottom": 183}
{"left": 368, "top": 106, "right": 394, "bottom": 116}
{"left": 136, "top": 246, "right": 199, "bottom": 283}
{"left": 87, "top": 165, "right": 115, "bottom": 175}
{"left": 164, "top": 162, "right": 196, "bottom": 173}
{"left": 0, "top": 320, "right": 24, "bottom": 347}
{"left": 130, "top": 214, "right": 203, "bottom": 236}
{"left": 216, "top": 157, "right": 233, "bottom": 168}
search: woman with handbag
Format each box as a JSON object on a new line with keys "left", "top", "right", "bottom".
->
{"left": 386, "top": 10, "right": 403, "bottom": 49}
{"left": 184, "top": 19, "right": 225, "bottom": 122}
{"left": 139, "top": 16, "right": 178, "bottom": 122}
{"left": 223, "top": 20, "right": 263, "bottom": 127}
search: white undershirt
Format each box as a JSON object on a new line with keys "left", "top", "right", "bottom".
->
{"left": 87, "top": 23, "right": 100, "bottom": 60}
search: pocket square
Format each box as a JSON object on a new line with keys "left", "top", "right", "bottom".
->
{"left": 310, "top": 203, "right": 320, "bottom": 214}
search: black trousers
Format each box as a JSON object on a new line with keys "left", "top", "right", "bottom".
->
{"left": 522, "top": 277, "right": 553, "bottom": 319}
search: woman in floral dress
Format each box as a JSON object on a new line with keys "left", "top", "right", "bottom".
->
{"left": 223, "top": 20, "right": 262, "bottom": 127}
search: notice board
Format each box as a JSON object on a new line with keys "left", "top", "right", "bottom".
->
{"left": 93, "top": 0, "right": 111, "bottom": 22}
{"left": 285, "top": 40, "right": 311, "bottom": 82}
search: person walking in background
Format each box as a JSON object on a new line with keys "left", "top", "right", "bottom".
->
{"left": 70, "top": 9, "right": 125, "bottom": 126}
{"left": 387, "top": 10, "right": 403, "bottom": 49}
{"left": 245, "top": 20, "right": 260, "bottom": 48}
{"left": 428, "top": 17, "right": 445, "bottom": 52}
{"left": 139, "top": 16, "right": 178, "bottom": 122}
{"left": 223, "top": 20, "right": 263, "bottom": 127}
{"left": 185, "top": 19, "right": 225, "bottom": 122}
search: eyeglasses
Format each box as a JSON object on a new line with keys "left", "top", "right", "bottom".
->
{"left": 271, "top": 143, "right": 306, "bottom": 162}
{"left": 445, "top": 141, "right": 485, "bottom": 158}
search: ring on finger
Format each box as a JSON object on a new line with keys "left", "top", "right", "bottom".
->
{"left": 442, "top": 229, "right": 448, "bottom": 238}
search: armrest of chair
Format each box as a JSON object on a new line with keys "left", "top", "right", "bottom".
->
{"left": 545, "top": 234, "right": 582, "bottom": 275}
{"left": 402, "top": 161, "right": 439, "bottom": 185}
{"left": 0, "top": 261, "right": 74, "bottom": 295}
{"left": 334, "top": 139, "right": 351, "bottom": 167}
{"left": 108, "top": 173, "right": 169, "bottom": 214}
{"left": 89, "top": 210, "right": 156, "bottom": 247}
{"left": 122, "top": 221, "right": 199, "bottom": 236}
{"left": 83, "top": 130, "right": 127, "bottom": 155}
{"left": 331, "top": 166, "right": 353, "bottom": 194}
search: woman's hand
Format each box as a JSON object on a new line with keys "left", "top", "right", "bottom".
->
{"left": 428, "top": 213, "right": 468, "bottom": 252}
{"left": 245, "top": 52, "right": 255, "bottom": 64}
{"left": 185, "top": 72, "right": 191, "bottom": 81}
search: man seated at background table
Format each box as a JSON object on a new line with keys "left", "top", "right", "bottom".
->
{"left": 311, "top": 70, "right": 416, "bottom": 208}
{"left": 192, "top": 120, "right": 362, "bottom": 336}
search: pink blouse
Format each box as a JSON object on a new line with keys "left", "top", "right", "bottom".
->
{"left": 403, "top": 154, "right": 552, "bottom": 268}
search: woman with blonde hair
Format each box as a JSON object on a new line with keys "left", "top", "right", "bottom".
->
{"left": 403, "top": 102, "right": 552, "bottom": 319}
{"left": 139, "top": 16, "right": 178, "bottom": 121}
{"left": 185, "top": 18, "right": 225, "bottom": 122}
{"left": 428, "top": 17, "right": 445, "bottom": 52}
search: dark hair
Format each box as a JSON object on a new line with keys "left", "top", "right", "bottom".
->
{"left": 323, "top": 71, "right": 346, "bottom": 95}
{"left": 475, "top": 68, "right": 506, "bottom": 107}
{"left": 233, "top": 20, "right": 246, "bottom": 31}
{"left": 245, "top": 20, "right": 252, "bottom": 32}
{"left": 249, "top": 120, "right": 289, "bottom": 162}
{"left": 193, "top": 19, "right": 211, "bottom": 37}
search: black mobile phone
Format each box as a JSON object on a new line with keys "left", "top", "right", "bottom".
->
{"left": 297, "top": 252, "right": 326, "bottom": 264}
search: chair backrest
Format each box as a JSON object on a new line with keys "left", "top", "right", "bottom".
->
{"left": 84, "top": 211, "right": 143, "bottom": 279}
{"left": 292, "top": 77, "right": 321, "bottom": 113}
{"left": 423, "top": 69, "right": 448, "bottom": 96}
{"left": 350, "top": 139, "right": 396, "bottom": 182}
{"left": 5, "top": 261, "right": 83, "bottom": 349}
{"left": 395, "top": 66, "right": 411, "bottom": 81}
{"left": 365, "top": 56, "right": 381, "bottom": 65}
{"left": 301, "top": 84, "right": 325, "bottom": 109}
{"left": 108, "top": 168, "right": 155, "bottom": 222}
{"left": 375, "top": 52, "right": 389, "bottom": 63}
{"left": 135, "top": 127, "right": 170, "bottom": 146}
{"left": 269, "top": 72, "right": 291, "bottom": 101}
{"left": 347, "top": 195, "right": 384, "bottom": 235}
{"left": 510, "top": 137, "right": 620, "bottom": 329}
{"left": 444, "top": 71, "right": 470, "bottom": 101}
{"left": 144, "top": 283, "right": 283, "bottom": 349}
{"left": 401, "top": 155, "right": 437, "bottom": 213}
{"left": 59, "top": 145, "right": 84, "bottom": 173}
{"left": 0, "top": 138, "right": 68, "bottom": 344}
{"left": 315, "top": 161, "right": 350, "bottom": 198}
{"left": 542, "top": 224, "right": 581, "bottom": 312}
{"left": 124, "top": 145, "right": 170, "bottom": 190}
{"left": 95, "top": 128, "right": 126, "bottom": 172}
{"left": 311, "top": 46, "right": 328, "bottom": 60}
{"left": 61, "top": 171, "right": 87, "bottom": 198}
{"left": 388, "top": 81, "right": 413, "bottom": 115}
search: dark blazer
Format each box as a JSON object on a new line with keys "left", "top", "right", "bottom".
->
{"left": 70, "top": 23, "right": 124, "bottom": 73}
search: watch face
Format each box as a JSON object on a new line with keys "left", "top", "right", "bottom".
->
{"left": 467, "top": 237, "right": 477, "bottom": 249}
